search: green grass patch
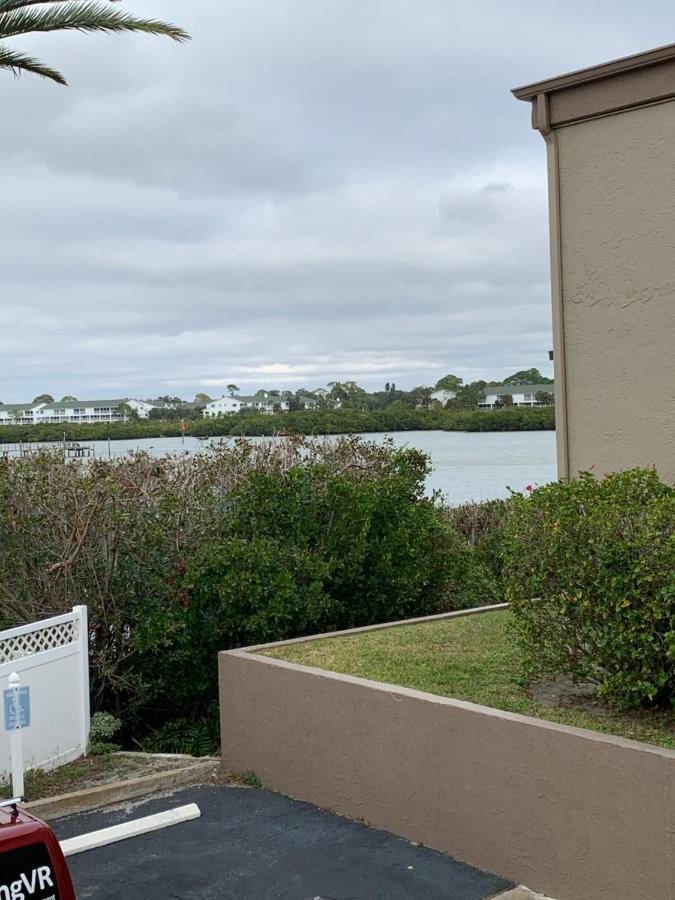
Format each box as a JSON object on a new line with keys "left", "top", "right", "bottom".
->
{"left": 262, "top": 610, "right": 675, "bottom": 750}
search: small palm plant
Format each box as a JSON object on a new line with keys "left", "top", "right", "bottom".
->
{"left": 0, "top": 0, "right": 189, "bottom": 85}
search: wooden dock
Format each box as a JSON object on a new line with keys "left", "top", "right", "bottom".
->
{"left": 0, "top": 441, "right": 95, "bottom": 461}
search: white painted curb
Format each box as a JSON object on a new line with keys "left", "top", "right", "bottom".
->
{"left": 59, "top": 803, "right": 201, "bottom": 857}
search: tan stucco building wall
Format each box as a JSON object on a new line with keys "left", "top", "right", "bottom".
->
{"left": 514, "top": 46, "right": 675, "bottom": 482}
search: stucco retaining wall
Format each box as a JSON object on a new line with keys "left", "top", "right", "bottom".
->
{"left": 219, "top": 608, "right": 675, "bottom": 900}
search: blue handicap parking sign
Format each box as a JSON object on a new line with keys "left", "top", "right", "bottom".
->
{"left": 3, "top": 687, "right": 30, "bottom": 730}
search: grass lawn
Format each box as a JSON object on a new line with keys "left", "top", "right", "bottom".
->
{"left": 262, "top": 610, "right": 675, "bottom": 750}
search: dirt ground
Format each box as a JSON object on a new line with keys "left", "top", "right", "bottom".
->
{"left": 0, "top": 752, "right": 203, "bottom": 801}
{"left": 528, "top": 676, "right": 675, "bottom": 740}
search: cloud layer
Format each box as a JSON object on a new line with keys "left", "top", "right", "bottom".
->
{"left": 0, "top": 0, "right": 667, "bottom": 400}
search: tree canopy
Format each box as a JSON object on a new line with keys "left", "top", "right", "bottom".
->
{"left": 117, "top": 402, "right": 138, "bottom": 420}
{"left": 445, "top": 381, "right": 488, "bottom": 410}
{"left": 33, "top": 394, "right": 53, "bottom": 404}
{"left": 503, "top": 368, "right": 553, "bottom": 386}
{"left": 328, "top": 381, "right": 369, "bottom": 409}
{"left": 0, "top": 1, "right": 189, "bottom": 86}
{"left": 434, "top": 374, "right": 463, "bottom": 391}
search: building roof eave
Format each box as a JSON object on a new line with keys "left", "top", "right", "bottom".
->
{"left": 512, "top": 41, "right": 675, "bottom": 101}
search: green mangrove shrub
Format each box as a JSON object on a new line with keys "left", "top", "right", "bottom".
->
{"left": 0, "top": 437, "right": 494, "bottom": 746}
{"left": 504, "top": 468, "right": 675, "bottom": 709}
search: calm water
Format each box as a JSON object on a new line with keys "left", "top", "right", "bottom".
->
{"left": 88, "top": 431, "right": 557, "bottom": 506}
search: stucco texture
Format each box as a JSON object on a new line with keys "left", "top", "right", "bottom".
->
{"left": 556, "top": 101, "right": 675, "bottom": 481}
{"left": 219, "top": 648, "right": 675, "bottom": 900}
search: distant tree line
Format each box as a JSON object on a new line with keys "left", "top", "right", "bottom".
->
{"left": 5, "top": 368, "right": 553, "bottom": 422}
{"left": 0, "top": 406, "right": 555, "bottom": 445}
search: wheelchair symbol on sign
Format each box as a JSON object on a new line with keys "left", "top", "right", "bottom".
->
{"left": 3, "top": 686, "right": 30, "bottom": 730}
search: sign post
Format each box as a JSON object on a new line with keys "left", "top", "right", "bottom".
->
{"left": 4, "top": 672, "right": 30, "bottom": 799}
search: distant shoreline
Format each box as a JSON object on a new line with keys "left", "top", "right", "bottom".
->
{"left": 0, "top": 407, "right": 554, "bottom": 445}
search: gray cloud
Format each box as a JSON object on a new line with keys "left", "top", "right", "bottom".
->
{"left": 1, "top": 0, "right": 671, "bottom": 400}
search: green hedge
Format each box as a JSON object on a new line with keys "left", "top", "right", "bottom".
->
{"left": 504, "top": 469, "right": 675, "bottom": 709}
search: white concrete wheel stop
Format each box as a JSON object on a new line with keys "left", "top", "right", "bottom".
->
{"left": 59, "top": 803, "right": 201, "bottom": 857}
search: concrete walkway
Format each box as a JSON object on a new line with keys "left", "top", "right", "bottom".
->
{"left": 52, "top": 784, "right": 513, "bottom": 899}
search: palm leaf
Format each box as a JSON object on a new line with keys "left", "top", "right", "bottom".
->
{"left": 0, "top": 42, "right": 65, "bottom": 81}
{"left": 0, "top": 0, "right": 97, "bottom": 11}
{"left": 0, "top": 1, "right": 189, "bottom": 84}
{"left": 0, "top": 2, "right": 190, "bottom": 40}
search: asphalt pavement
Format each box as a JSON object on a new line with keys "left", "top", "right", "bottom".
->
{"left": 52, "top": 784, "right": 513, "bottom": 900}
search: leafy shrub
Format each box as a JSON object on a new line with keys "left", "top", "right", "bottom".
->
{"left": 242, "top": 771, "right": 262, "bottom": 787}
{"left": 0, "top": 437, "right": 497, "bottom": 747}
{"left": 88, "top": 711, "right": 122, "bottom": 756}
{"left": 504, "top": 469, "right": 675, "bottom": 708}
{"left": 131, "top": 446, "right": 485, "bottom": 729}
{"left": 444, "top": 497, "right": 514, "bottom": 602}
{"left": 138, "top": 707, "right": 220, "bottom": 757}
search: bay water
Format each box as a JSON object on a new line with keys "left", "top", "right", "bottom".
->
{"left": 87, "top": 430, "right": 557, "bottom": 506}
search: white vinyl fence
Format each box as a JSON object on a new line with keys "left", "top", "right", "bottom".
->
{"left": 0, "top": 606, "right": 90, "bottom": 780}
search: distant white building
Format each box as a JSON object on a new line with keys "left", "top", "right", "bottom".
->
{"left": 125, "top": 400, "right": 156, "bottom": 419}
{"left": 237, "top": 392, "right": 290, "bottom": 414}
{"left": 37, "top": 399, "right": 157, "bottom": 423}
{"left": 0, "top": 403, "right": 43, "bottom": 425}
{"left": 0, "top": 398, "right": 161, "bottom": 425}
{"left": 479, "top": 384, "right": 555, "bottom": 410}
{"left": 430, "top": 389, "right": 456, "bottom": 406}
{"left": 203, "top": 396, "right": 243, "bottom": 417}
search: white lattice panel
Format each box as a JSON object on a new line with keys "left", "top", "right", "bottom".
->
{"left": 0, "top": 620, "right": 76, "bottom": 663}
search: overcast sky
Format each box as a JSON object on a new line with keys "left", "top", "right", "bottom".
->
{"left": 0, "top": 1, "right": 670, "bottom": 401}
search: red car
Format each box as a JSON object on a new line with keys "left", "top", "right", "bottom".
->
{"left": 0, "top": 799, "right": 75, "bottom": 900}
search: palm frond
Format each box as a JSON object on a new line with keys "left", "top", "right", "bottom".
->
{"left": 0, "top": 42, "right": 66, "bottom": 82}
{"left": 0, "top": 1, "right": 189, "bottom": 85}
{"left": 0, "top": 2, "right": 190, "bottom": 41}
{"left": 0, "top": 0, "right": 90, "bottom": 12}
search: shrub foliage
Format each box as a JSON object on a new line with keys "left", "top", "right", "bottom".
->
{"left": 504, "top": 469, "right": 675, "bottom": 709}
{"left": 0, "top": 437, "right": 491, "bottom": 744}
{"left": 443, "top": 497, "right": 513, "bottom": 601}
